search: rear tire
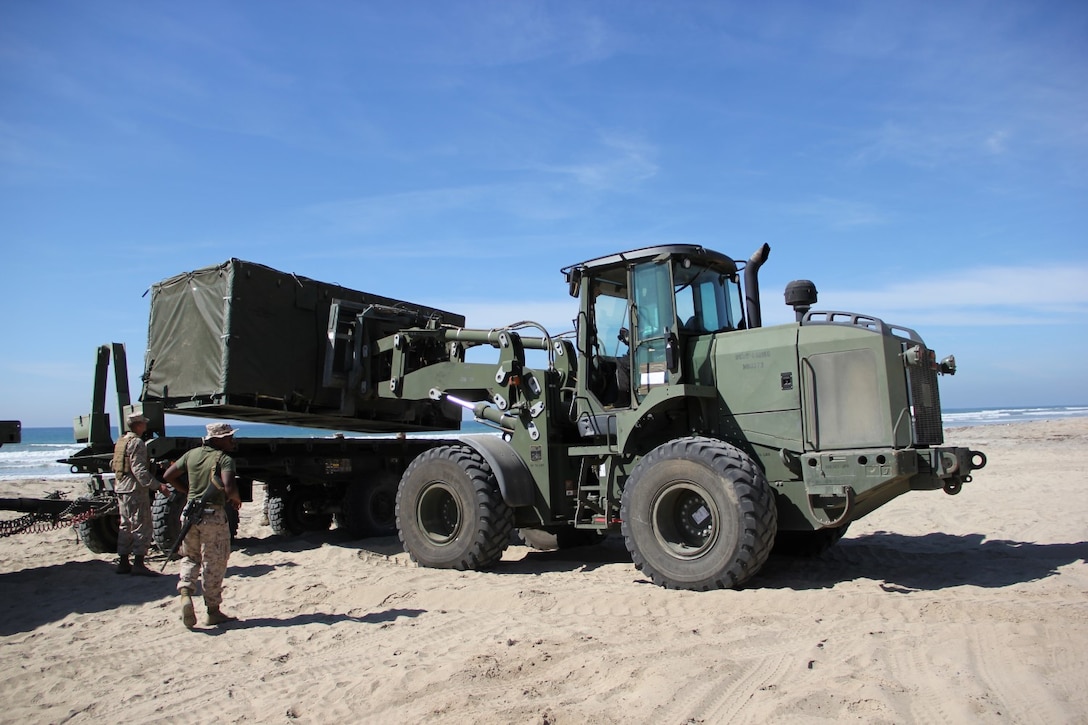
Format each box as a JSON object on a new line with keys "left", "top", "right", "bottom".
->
{"left": 268, "top": 484, "right": 332, "bottom": 536}
{"left": 335, "top": 473, "right": 399, "bottom": 538}
{"left": 620, "top": 436, "right": 777, "bottom": 590}
{"left": 396, "top": 445, "right": 513, "bottom": 570}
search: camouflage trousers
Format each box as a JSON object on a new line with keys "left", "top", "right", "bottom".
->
{"left": 116, "top": 490, "right": 153, "bottom": 558}
{"left": 177, "top": 508, "right": 231, "bottom": 609}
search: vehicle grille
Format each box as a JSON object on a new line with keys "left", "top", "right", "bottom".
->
{"left": 906, "top": 353, "right": 944, "bottom": 445}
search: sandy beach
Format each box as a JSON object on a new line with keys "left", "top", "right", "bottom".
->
{"left": 1, "top": 418, "right": 1085, "bottom": 724}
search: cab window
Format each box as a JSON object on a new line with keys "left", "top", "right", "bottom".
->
{"left": 631, "top": 262, "right": 674, "bottom": 399}
{"left": 674, "top": 264, "right": 739, "bottom": 334}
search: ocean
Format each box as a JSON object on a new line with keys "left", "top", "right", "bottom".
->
{"left": 2, "top": 405, "right": 1085, "bottom": 481}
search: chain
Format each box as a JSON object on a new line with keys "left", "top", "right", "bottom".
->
{"left": 0, "top": 496, "right": 117, "bottom": 538}
{"left": 0, "top": 511, "right": 70, "bottom": 537}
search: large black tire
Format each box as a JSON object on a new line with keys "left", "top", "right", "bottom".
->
{"left": 620, "top": 436, "right": 777, "bottom": 590}
{"left": 518, "top": 527, "right": 605, "bottom": 551}
{"left": 152, "top": 491, "right": 185, "bottom": 555}
{"left": 78, "top": 509, "right": 119, "bottom": 554}
{"left": 334, "top": 473, "right": 399, "bottom": 538}
{"left": 268, "top": 485, "right": 332, "bottom": 536}
{"left": 396, "top": 445, "right": 513, "bottom": 570}
{"left": 773, "top": 523, "right": 851, "bottom": 557}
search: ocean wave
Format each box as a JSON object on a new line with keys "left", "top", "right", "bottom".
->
{"left": 942, "top": 406, "right": 1088, "bottom": 425}
{"left": 0, "top": 444, "right": 86, "bottom": 480}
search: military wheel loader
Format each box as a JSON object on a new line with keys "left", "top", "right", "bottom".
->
{"left": 377, "top": 243, "right": 985, "bottom": 589}
{"left": 78, "top": 247, "right": 984, "bottom": 590}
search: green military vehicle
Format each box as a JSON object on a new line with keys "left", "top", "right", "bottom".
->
{"left": 70, "top": 246, "right": 985, "bottom": 589}
{"left": 381, "top": 243, "right": 986, "bottom": 589}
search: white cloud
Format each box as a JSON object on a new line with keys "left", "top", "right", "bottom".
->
{"left": 303, "top": 133, "right": 659, "bottom": 235}
{"left": 539, "top": 133, "right": 659, "bottom": 191}
{"left": 305, "top": 187, "right": 491, "bottom": 235}
{"left": 784, "top": 196, "right": 888, "bottom": 229}
{"left": 985, "top": 130, "right": 1011, "bottom": 155}
{"left": 764, "top": 263, "right": 1088, "bottom": 327}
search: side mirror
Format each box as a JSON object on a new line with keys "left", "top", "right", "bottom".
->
{"left": 566, "top": 269, "right": 582, "bottom": 298}
{"left": 665, "top": 329, "right": 679, "bottom": 374}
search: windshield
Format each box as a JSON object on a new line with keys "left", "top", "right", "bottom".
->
{"left": 674, "top": 264, "right": 741, "bottom": 334}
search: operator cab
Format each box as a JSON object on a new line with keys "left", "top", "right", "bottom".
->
{"left": 564, "top": 245, "right": 743, "bottom": 415}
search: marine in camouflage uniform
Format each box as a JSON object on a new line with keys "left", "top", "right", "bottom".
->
{"left": 112, "top": 412, "right": 166, "bottom": 576}
{"left": 162, "top": 422, "right": 243, "bottom": 629}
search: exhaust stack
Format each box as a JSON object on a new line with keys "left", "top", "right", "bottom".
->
{"left": 744, "top": 243, "right": 771, "bottom": 328}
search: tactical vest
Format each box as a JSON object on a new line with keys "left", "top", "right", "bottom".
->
{"left": 111, "top": 432, "right": 136, "bottom": 476}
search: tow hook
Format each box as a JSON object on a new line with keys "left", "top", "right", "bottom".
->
{"left": 939, "top": 449, "right": 987, "bottom": 495}
{"left": 806, "top": 485, "right": 854, "bottom": 527}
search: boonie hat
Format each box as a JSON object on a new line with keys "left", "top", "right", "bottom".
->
{"left": 204, "top": 422, "right": 237, "bottom": 439}
{"left": 126, "top": 412, "right": 149, "bottom": 424}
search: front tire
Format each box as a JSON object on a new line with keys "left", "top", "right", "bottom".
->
{"left": 620, "top": 437, "right": 777, "bottom": 590}
{"left": 396, "top": 445, "right": 513, "bottom": 570}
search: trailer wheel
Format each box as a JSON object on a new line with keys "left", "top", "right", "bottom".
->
{"left": 335, "top": 473, "right": 399, "bottom": 538}
{"left": 268, "top": 485, "right": 332, "bottom": 536}
{"left": 396, "top": 445, "right": 513, "bottom": 570}
{"left": 773, "top": 523, "right": 850, "bottom": 558}
{"left": 78, "top": 509, "right": 119, "bottom": 554}
{"left": 152, "top": 491, "right": 185, "bottom": 556}
{"left": 620, "top": 437, "right": 777, "bottom": 590}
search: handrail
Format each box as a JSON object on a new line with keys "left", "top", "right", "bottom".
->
{"left": 801, "top": 310, "right": 923, "bottom": 342}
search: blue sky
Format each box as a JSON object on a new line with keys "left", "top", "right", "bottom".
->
{"left": 2, "top": 1, "right": 1086, "bottom": 427}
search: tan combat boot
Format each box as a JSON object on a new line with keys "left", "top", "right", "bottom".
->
{"left": 206, "top": 607, "right": 238, "bottom": 626}
{"left": 180, "top": 588, "right": 197, "bottom": 629}
{"left": 115, "top": 555, "right": 131, "bottom": 574}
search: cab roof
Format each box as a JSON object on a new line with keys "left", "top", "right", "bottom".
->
{"left": 562, "top": 244, "right": 738, "bottom": 277}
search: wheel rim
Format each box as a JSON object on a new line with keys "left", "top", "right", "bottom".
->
{"left": 417, "top": 481, "right": 462, "bottom": 545}
{"left": 651, "top": 481, "right": 718, "bottom": 558}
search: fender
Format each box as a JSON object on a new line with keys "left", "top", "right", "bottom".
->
{"left": 455, "top": 434, "right": 535, "bottom": 507}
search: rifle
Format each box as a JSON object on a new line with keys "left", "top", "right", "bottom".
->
{"left": 160, "top": 477, "right": 222, "bottom": 571}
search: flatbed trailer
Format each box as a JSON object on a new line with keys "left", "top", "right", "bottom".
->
{"left": 60, "top": 420, "right": 464, "bottom": 555}
{"left": 147, "top": 433, "right": 460, "bottom": 542}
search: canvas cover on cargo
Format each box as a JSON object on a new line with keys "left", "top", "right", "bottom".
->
{"left": 140, "top": 259, "right": 465, "bottom": 433}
